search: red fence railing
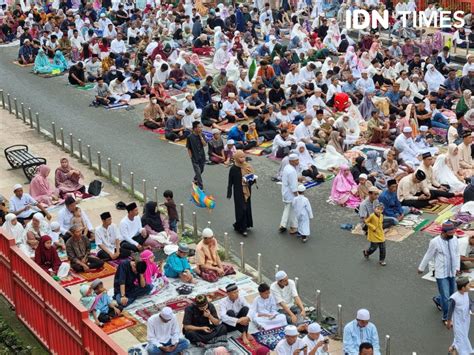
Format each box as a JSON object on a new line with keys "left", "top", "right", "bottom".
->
{"left": 0, "top": 232, "right": 126, "bottom": 355}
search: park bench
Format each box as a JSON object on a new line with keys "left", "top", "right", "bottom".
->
{"left": 4, "top": 145, "right": 46, "bottom": 181}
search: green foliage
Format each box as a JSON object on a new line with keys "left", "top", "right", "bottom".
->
{"left": 0, "top": 318, "right": 32, "bottom": 354}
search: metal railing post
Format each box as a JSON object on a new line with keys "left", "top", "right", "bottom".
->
{"left": 14, "top": 98, "right": 18, "bottom": 119}
{"left": 60, "top": 128, "right": 65, "bottom": 150}
{"left": 0, "top": 90, "right": 4, "bottom": 109}
{"left": 28, "top": 107, "right": 32, "bottom": 128}
{"left": 35, "top": 113, "right": 40, "bottom": 133}
{"left": 257, "top": 253, "right": 262, "bottom": 283}
{"left": 180, "top": 204, "right": 184, "bottom": 233}
{"left": 315, "top": 290, "right": 322, "bottom": 322}
{"left": 385, "top": 335, "right": 391, "bottom": 355}
{"left": 240, "top": 242, "right": 245, "bottom": 272}
{"left": 87, "top": 145, "right": 92, "bottom": 168}
{"left": 21, "top": 103, "right": 25, "bottom": 123}
{"left": 69, "top": 133, "right": 74, "bottom": 156}
{"left": 7, "top": 94, "right": 11, "bottom": 114}
{"left": 97, "top": 152, "right": 102, "bottom": 175}
{"left": 130, "top": 172, "right": 135, "bottom": 196}
{"left": 78, "top": 139, "right": 83, "bottom": 162}
{"left": 142, "top": 179, "right": 147, "bottom": 203}
{"left": 192, "top": 212, "right": 198, "bottom": 238}
{"left": 107, "top": 158, "right": 112, "bottom": 179}
{"left": 275, "top": 265, "right": 279, "bottom": 274}
{"left": 224, "top": 232, "right": 230, "bottom": 260}
{"left": 154, "top": 187, "right": 158, "bottom": 203}
{"left": 51, "top": 122, "right": 57, "bottom": 144}
{"left": 118, "top": 163, "right": 122, "bottom": 186}
{"left": 336, "top": 305, "right": 343, "bottom": 339}
{"left": 294, "top": 277, "right": 299, "bottom": 292}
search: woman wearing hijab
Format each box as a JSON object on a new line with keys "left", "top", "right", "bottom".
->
{"left": 140, "top": 250, "right": 168, "bottom": 289}
{"left": 296, "top": 142, "right": 324, "bottom": 182}
{"left": 55, "top": 157, "right": 85, "bottom": 197}
{"left": 424, "top": 64, "right": 445, "bottom": 92}
{"left": 456, "top": 90, "right": 473, "bottom": 118}
{"left": 141, "top": 201, "right": 178, "bottom": 246}
{"left": 2, "top": 213, "right": 26, "bottom": 247}
{"left": 30, "top": 165, "right": 60, "bottom": 206}
{"left": 335, "top": 115, "right": 360, "bottom": 145}
{"left": 53, "top": 50, "right": 68, "bottom": 72}
{"left": 365, "top": 150, "right": 388, "bottom": 189}
{"left": 433, "top": 147, "right": 467, "bottom": 193}
{"left": 359, "top": 91, "right": 376, "bottom": 120}
{"left": 24, "top": 212, "right": 50, "bottom": 252}
{"left": 34, "top": 235, "right": 62, "bottom": 275}
{"left": 329, "top": 165, "right": 361, "bottom": 208}
{"left": 358, "top": 52, "right": 371, "bottom": 71}
{"left": 34, "top": 48, "right": 53, "bottom": 74}
{"left": 190, "top": 54, "right": 207, "bottom": 78}
{"left": 328, "top": 131, "right": 345, "bottom": 155}
{"left": 227, "top": 150, "right": 255, "bottom": 236}
{"left": 321, "top": 57, "right": 333, "bottom": 77}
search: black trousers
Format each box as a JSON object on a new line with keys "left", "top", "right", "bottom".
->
{"left": 184, "top": 323, "right": 227, "bottom": 344}
{"left": 191, "top": 159, "right": 205, "bottom": 189}
{"left": 401, "top": 192, "right": 431, "bottom": 209}
{"left": 97, "top": 248, "right": 132, "bottom": 261}
{"left": 302, "top": 166, "right": 324, "bottom": 182}
{"left": 235, "top": 141, "right": 257, "bottom": 151}
{"left": 224, "top": 307, "right": 250, "bottom": 333}
{"left": 120, "top": 233, "right": 145, "bottom": 253}
{"left": 367, "top": 241, "right": 386, "bottom": 261}
{"left": 17, "top": 211, "right": 40, "bottom": 225}
{"left": 429, "top": 189, "right": 455, "bottom": 199}
{"left": 71, "top": 255, "right": 104, "bottom": 272}
{"left": 98, "top": 305, "right": 124, "bottom": 323}
{"left": 165, "top": 130, "right": 190, "bottom": 141}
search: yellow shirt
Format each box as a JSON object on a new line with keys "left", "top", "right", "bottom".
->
{"left": 365, "top": 213, "right": 385, "bottom": 243}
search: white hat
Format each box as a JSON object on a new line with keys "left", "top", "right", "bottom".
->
{"left": 275, "top": 270, "right": 287, "bottom": 281}
{"left": 450, "top": 118, "right": 458, "bottom": 124}
{"left": 100, "top": 13, "right": 105, "bottom": 17}
{"left": 202, "top": 228, "right": 214, "bottom": 238}
{"left": 289, "top": 154, "right": 299, "bottom": 161}
{"left": 164, "top": 244, "right": 179, "bottom": 255}
{"left": 315, "top": 87, "right": 322, "bottom": 92}
{"left": 419, "top": 125, "right": 428, "bottom": 132}
{"left": 33, "top": 212, "right": 44, "bottom": 221}
{"left": 212, "top": 128, "right": 220, "bottom": 134}
{"left": 284, "top": 325, "right": 298, "bottom": 336}
{"left": 269, "top": 35, "right": 276, "bottom": 41}
{"left": 359, "top": 173, "right": 368, "bottom": 180}
{"left": 356, "top": 309, "right": 370, "bottom": 321}
{"left": 402, "top": 127, "right": 412, "bottom": 133}
{"left": 177, "top": 110, "right": 185, "bottom": 116}
{"left": 297, "top": 184, "right": 306, "bottom": 192}
{"left": 13, "top": 184, "right": 22, "bottom": 191}
{"left": 361, "top": 69, "right": 368, "bottom": 74}
{"left": 160, "top": 307, "right": 173, "bottom": 320}
{"left": 50, "top": 222, "right": 60, "bottom": 230}
{"left": 227, "top": 139, "right": 235, "bottom": 145}
{"left": 308, "top": 323, "right": 322, "bottom": 333}
{"left": 212, "top": 96, "right": 221, "bottom": 102}
{"left": 412, "top": 74, "right": 419, "bottom": 78}
{"left": 228, "top": 92, "right": 235, "bottom": 98}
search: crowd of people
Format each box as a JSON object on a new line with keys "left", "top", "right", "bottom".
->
{"left": 2, "top": 0, "right": 474, "bottom": 352}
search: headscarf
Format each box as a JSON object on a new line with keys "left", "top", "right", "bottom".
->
{"left": 457, "top": 90, "right": 473, "bottom": 115}
{"left": 359, "top": 92, "right": 376, "bottom": 120}
{"left": 290, "top": 23, "right": 306, "bottom": 42}
{"left": 2, "top": 213, "right": 24, "bottom": 244}
{"left": 330, "top": 164, "right": 360, "bottom": 206}
{"left": 34, "top": 48, "right": 51, "bottom": 73}
{"left": 34, "top": 235, "right": 61, "bottom": 271}
{"left": 424, "top": 64, "right": 445, "bottom": 92}
{"left": 321, "top": 57, "right": 332, "bottom": 76}
{"left": 140, "top": 249, "right": 159, "bottom": 284}
{"left": 190, "top": 53, "right": 202, "bottom": 67}
{"left": 296, "top": 142, "right": 314, "bottom": 169}
{"left": 328, "top": 131, "right": 344, "bottom": 155}
{"left": 365, "top": 151, "right": 383, "bottom": 174}
{"left": 141, "top": 201, "right": 164, "bottom": 233}
{"left": 368, "top": 42, "right": 380, "bottom": 60}
{"left": 359, "top": 52, "right": 371, "bottom": 70}
{"left": 447, "top": 143, "right": 460, "bottom": 173}
{"left": 53, "top": 50, "right": 68, "bottom": 71}
{"left": 234, "top": 150, "right": 254, "bottom": 202}
{"left": 30, "top": 165, "right": 55, "bottom": 200}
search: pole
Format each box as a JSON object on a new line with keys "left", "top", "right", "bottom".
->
{"left": 28, "top": 107, "right": 32, "bottom": 128}
{"left": 108, "top": 158, "right": 112, "bottom": 179}
{"left": 180, "top": 204, "right": 184, "bottom": 233}
{"left": 87, "top": 145, "right": 92, "bottom": 168}
{"left": 21, "top": 103, "right": 25, "bottom": 123}
{"left": 240, "top": 242, "right": 245, "bottom": 272}
{"left": 69, "top": 133, "right": 74, "bottom": 157}
{"left": 78, "top": 139, "right": 83, "bottom": 162}
{"left": 192, "top": 212, "right": 197, "bottom": 238}
{"left": 294, "top": 277, "right": 299, "bottom": 292}
{"left": 97, "top": 152, "right": 102, "bottom": 175}
{"left": 142, "top": 179, "right": 147, "bottom": 203}
{"left": 7, "top": 94, "right": 11, "bottom": 114}
{"left": 51, "top": 122, "right": 57, "bottom": 144}
{"left": 385, "top": 335, "right": 391, "bottom": 355}
{"left": 35, "top": 113, "right": 40, "bottom": 133}
{"left": 336, "top": 305, "right": 343, "bottom": 339}
{"left": 257, "top": 253, "right": 262, "bottom": 283}
{"left": 130, "top": 172, "right": 135, "bottom": 196}
{"left": 315, "top": 290, "right": 322, "bottom": 322}
{"left": 224, "top": 232, "right": 230, "bottom": 260}
{"left": 0, "top": 90, "right": 4, "bottom": 109}
{"left": 275, "top": 265, "right": 279, "bottom": 274}
{"left": 60, "top": 128, "right": 65, "bottom": 150}
{"left": 154, "top": 187, "right": 158, "bottom": 203}
{"left": 14, "top": 98, "right": 18, "bottom": 119}
{"left": 118, "top": 163, "right": 122, "bottom": 186}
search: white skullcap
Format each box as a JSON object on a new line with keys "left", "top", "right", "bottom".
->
{"left": 13, "top": 184, "right": 23, "bottom": 191}
{"left": 308, "top": 323, "right": 322, "bottom": 333}
{"left": 176, "top": 110, "right": 185, "bottom": 116}
{"left": 403, "top": 127, "right": 412, "bottom": 133}
{"left": 419, "top": 126, "right": 428, "bottom": 132}
{"left": 202, "top": 228, "right": 214, "bottom": 238}
{"left": 160, "top": 306, "right": 173, "bottom": 320}
{"left": 275, "top": 270, "right": 287, "bottom": 281}
{"left": 33, "top": 213, "right": 44, "bottom": 221}
{"left": 212, "top": 128, "right": 220, "bottom": 134}
{"left": 359, "top": 173, "right": 368, "bottom": 180}
{"left": 285, "top": 325, "right": 298, "bottom": 336}
{"left": 361, "top": 69, "right": 368, "bottom": 74}
{"left": 315, "top": 87, "right": 322, "bottom": 92}
{"left": 450, "top": 118, "right": 458, "bottom": 124}
{"left": 50, "top": 222, "right": 60, "bottom": 230}
{"left": 212, "top": 96, "right": 221, "bottom": 102}
{"left": 288, "top": 154, "right": 299, "bottom": 161}
{"left": 356, "top": 309, "right": 370, "bottom": 321}
{"left": 227, "top": 139, "right": 235, "bottom": 145}
{"left": 297, "top": 184, "right": 306, "bottom": 192}
{"left": 100, "top": 13, "right": 105, "bottom": 17}
{"left": 228, "top": 92, "right": 235, "bottom": 98}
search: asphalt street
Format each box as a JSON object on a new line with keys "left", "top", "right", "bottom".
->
{"left": 0, "top": 46, "right": 470, "bottom": 353}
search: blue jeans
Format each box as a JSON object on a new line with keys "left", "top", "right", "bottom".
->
{"left": 432, "top": 113, "right": 449, "bottom": 129}
{"left": 169, "top": 219, "right": 177, "bottom": 233}
{"left": 165, "top": 80, "right": 186, "bottom": 90}
{"left": 147, "top": 339, "right": 190, "bottom": 354}
{"left": 305, "top": 143, "right": 321, "bottom": 153}
{"left": 435, "top": 277, "right": 456, "bottom": 320}
{"left": 114, "top": 284, "right": 152, "bottom": 307}
{"left": 292, "top": 114, "right": 305, "bottom": 125}
{"left": 383, "top": 206, "right": 410, "bottom": 225}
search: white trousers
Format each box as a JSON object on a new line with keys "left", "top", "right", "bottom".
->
{"left": 280, "top": 202, "right": 297, "bottom": 229}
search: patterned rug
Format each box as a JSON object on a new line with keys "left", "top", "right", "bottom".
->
{"left": 58, "top": 273, "right": 85, "bottom": 287}
{"left": 102, "top": 313, "right": 138, "bottom": 334}
{"left": 135, "top": 298, "right": 194, "bottom": 322}
{"left": 443, "top": 196, "right": 464, "bottom": 206}
{"left": 127, "top": 323, "right": 148, "bottom": 343}
{"left": 422, "top": 221, "right": 466, "bottom": 237}
{"left": 229, "top": 336, "right": 269, "bottom": 354}
{"left": 78, "top": 262, "right": 116, "bottom": 281}
{"left": 384, "top": 225, "right": 414, "bottom": 242}
{"left": 205, "top": 289, "right": 227, "bottom": 302}
{"left": 421, "top": 203, "right": 451, "bottom": 214}
{"left": 253, "top": 326, "right": 286, "bottom": 350}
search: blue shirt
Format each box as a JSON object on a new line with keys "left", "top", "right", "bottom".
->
{"left": 227, "top": 126, "right": 246, "bottom": 142}
{"left": 378, "top": 189, "right": 403, "bottom": 218}
{"left": 342, "top": 81, "right": 357, "bottom": 94}
{"left": 343, "top": 320, "right": 380, "bottom": 355}
{"left": 164, "top": 253, "right": 191, "bottom": 278}
{"left": 385, "top": 90, "right": 401, "bottom": 105}
{"left": 94, "top": 292, "right": 112, "bottom": 315}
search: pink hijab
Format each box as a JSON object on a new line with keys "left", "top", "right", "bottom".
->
{"left": 29, "top": 165, "right": 56, "bottom": 205}
{"left": 140, "top": 250, "right": 161, "bottom": 284}
{"left": 190, "top": 53, "right": 202, "bottom": 66}
{"left": 330, "top": 165, "right": 361, "bottom": 208}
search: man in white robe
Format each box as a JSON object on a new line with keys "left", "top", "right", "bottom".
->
{"left": 146, "top": 307, "right": 190, "bottom": 354}
{"left": 279, "top": 154, "right": 300, "bottom": 233}
{"left": 275, "top": 325, "right": 306, "bottom": 354}
{"left": 292, "top": 185, "right": 313, "bottom": 243}
{"left": 302, "top": 323, "right": 329, "bottom": 355}
{"left": 250, "top": 283, "right": 287, "bottom": 330}
{"left": 212, "top": 43, "right": 230, "bottom": 71}
{"left": 447, "top": 277, "right": 473, "bottom": 355}
{"left": 394, "top": 127, "right": 421, "bottom": 167}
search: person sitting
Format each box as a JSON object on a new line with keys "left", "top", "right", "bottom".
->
{"left": 68, "top": 62, "right": 86, "bottom": 86}
{"left": 9, "top": 183, "right": 51, "bottom": 224}
{"left": 250, "top": 282, "right": 288, "bottom": 331}
{"left": 109, "top": 75, "right": 132, "bottom": 104}
{"left": 142, "top": 201, "right": 177, "bottom": 247}
{"left": 201, "top": 98, "right": 225, "bottom": 130}
{"left": 146, "top": 307, "right": 190, "bottom": 355}
{"left": 296, "top": 142, "right": 325, "bottom": 182}
{"left": 165, "top": 111, "right": 190, "bottom": 142}
{"left": 219, "top": 283, "right": 252, "bottom": 344}
{"left": 270, "top": 270, "right": 306, "bottom": 325}
{"left": 2, "top": 214, "right": 31, "bottom": 256}
{"left": 272, "top": 128, "right": 295, "bottom": 158}
{"left": 357, "top": 174, "right": 373, "bottom": 200}
{"left": 164, "top": 243, "right": 195, "bottom": 283}
{"left": 183, "top": 294, "right": 228, "bottom": 345}
{"left": 418, "top": 152, "right": 456, "bottom": 198}
{"left": 302, "top": 322, "right": 330, "bottom": 354}
{"left": 119, "top": 202, "right": 151, "bottom": 253}
{"left": 53, "top": 50, "right": 68, "bottom": 72}
{"left": 90, "top": 279, "right": 123, "bottom": 326}
{"left": 54, "top": 158, "right": 85, "bottom": 197}
{"left": 195, "top": 228, "right": 235, "bottom": 282}
{"left": 222, "top": 93, "right": 248, "bottom": 123}
{"left": 34, "top": 235, "right": 62, "bottom": 276}
{"left": 95, "top": 212, "right": 132, "bottom": 261}
{"left": 378, "top": 180, "right": 410, "bottom": 226}
{"left": 24, "top": 213, "right": 50, "bottom": 251}
{"left": 458, "top": 235, "right": 474, "bottom": 270}
{"left": 143, "top": 94, "right": 166, "bottom": 129}
{"left": 329, "top": 165, "right": 362, "bottom": 209}
{"left": 397, "top": 170, "right": 436, "bottom": 209}
{"left": 343, "top": 309, "right": 380, "bottom": 355}
{"left": 66, "top": 224, "right": 104, "bottom": 272}
{"left": 33, "top": 48, "right": 53, "bottom": 74}
{"left": 57, "top": 196, "right": 93, "bottom": 242}
{"left": 394, "top": 127, "right": 421, "bottom": 167}
{"left": 254, "top": 109, "right": 278, "bottom": 141}
{"left": 94, "top": 77, "right": 116, "bottom": 106}
{"left": 208, "top": 129, "right": 226, "bottom": 164}
{"left": 114, "top": 259, "right": 152, "bottom": 307}
{"left": 18, "top": 39, "right": 34, "bottom": 64}
{"left": 227, "top": 124, "right": 257, "bottom": 151}
{"left": 359, "top": 186, "right": 395, "bottom": 229}
{"left": 275, "top": 325, "right": 306, "bottom": 354}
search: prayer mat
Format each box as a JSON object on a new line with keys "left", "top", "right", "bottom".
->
{"left": 107, "top": 257, "right": 130, "bottom": 268}
{"left": 102, "top": 313, "right": 138, "bottom": 334}
{"left": 413, "top": 219, "right": 431, "bottom": 232}
{"left": 78, "top": 262, "right": 116, "bottom": 281}
{"left": 228, "top": 336, "right": 266, "bottom": 355}
{"left": 34, "top": 71, "right": 65, "bottom": 78}
{"left": 443, "top": 196, "right": 465, "bottom": 206}
{"left": 138, "top": 124, "right": 165, "bottom": 135}
{"left": 422, "top": 221, "right": 466, "bottom": 237}
{"left": 70, "top": 83, "right": 95, "bottom": 91}
{"left": 0, "top": 40, "right": 19, "bottom": 47}
{"left": 12, "top": 61, "right": 34, "bottom": 67}
{"left": 166, "top": 88, "right": 185, "bottom": 96}
{"left": 129, "top": 97, "right": 150, "bottom": 106}
{"left": 266, "top": 155, "right": 281, "bottom": 162}
{"left": 58, "top": 272, "right": 85, "bottom": 287}
{"left": 421, "top": 203, "right": 450, "bottom": 214}
{"left": 253, "top": 326, "right": 286, "bottom": 350}
{"left": 168, "top": 139, "right": 187, "bottom": 147}
{"left": 245, "top": 147, "right": 266, "bottom": 156}
{"left": 432, "top": 127, "right": 448, "bottom": 137}
{"left": 303, "top": 180, "right": 323, "bottom": 189}
{"left": 205, "top": 289, "right": 227, "bottom": 302}
{"left": 135, "top": 298, "right": 193, "bottom": 322}
{"left": 435, "top": 209, "right": 456, "bottom": 224}
{"left": 166, "top": 298, "right": 194, "bottom": 311}
{"left": 384, "top": 225, "right": 414, "bottom": 242}
{"left": 127, "top": 323, "right": 148, "bottom": 343}
{"left": 202, "top": 130, "right": 213, "bottom": 142}
{"left": 134, "top": 304, "right": 161, "bottom": 322}
{"left": 105, "top": 103, "right": 129, "bottom": 110}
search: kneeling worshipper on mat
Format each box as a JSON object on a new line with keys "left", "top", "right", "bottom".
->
{"left": 146, "top": 307, "right": 190, "bottom": 355}
{"left": 183, "top": 294, "right": 228, "bottom": 345}
{"left": 270, "top": 270, "right": 306, "bottom": 325}
{"left": 343, "top": 309, "right": 380, "bottom": 355}
{"left": 250, "top": 282, "right": 288, "bottom": 331}
{"left": 24, "top": 213, "right": 51, "bottom": 251}
{"left": 219, "top": 283, "right": 253, "bottom": 345}
{"left": 164, "top": 243, "right": 195, "bottom": 283}
{"left": 433, "top": 145, "right": 467, "bottom": 193}
{"left": 113, "top": 259, "right": 152, "bottom": 307}
{"left": 329, "top": 165, "right": 361, "bottom": 208}
{"left": 458, "top": 132, "right": 474, "bottom": 177}
{"left": 33, "top": 48, "right": 53, "bottom": 74}
{"left": 334, "top": 114, "right": 360, "bottom": 146}
{"left": 195, "top": 228, "right": 235, "bottom": 282}
{"left": 140, "top": 249, "right": 168, "bottom": 287}
{"left": 141, "top": 201, "right": 178, "bottom": 246}
{"left": 302, "top": 322, "right": 330, "bottom": 355}
{"left": 29, "top": 165, "right": 61, "bottom": 207}
{"left": 378, "top": 180, "right": 410, "bottom": 226}
{"left": 296, "top": 142, "right": 325, "bottom": 182}
{"left": 275, "top": 325, "right": 306, "bottom": 354}
{"left": 66, "top": 224, "right": 104, "bottom": 272}
{"left": 95, "top": 212, "right": 132, "bottom": 261}
{"left": 394, "top": 127, "right": 421, "bottom": 167}
{"left": 34, "top": 235, "right": 63, "bottom": 276}
{"left": 54, "top": 158, "right": 86, "bottom": 197}
{"left": 9, "top": 183, "right": 51, "bottom": 224}
{"left": 418, "top": 152, "right": 457, "bottom": 198}
{"left": 52, "top": 50, "right": 68, "bottom": 72}
{"left": 397, "top": 170, "right": 435, "bottom": 209}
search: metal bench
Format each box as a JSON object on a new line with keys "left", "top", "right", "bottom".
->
{"left": 4, "top": 145, "right": 46, "bottom": 181}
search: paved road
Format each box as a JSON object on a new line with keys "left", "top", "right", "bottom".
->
{"left": 0, "top": 46, "right": 469, "bottom": 354}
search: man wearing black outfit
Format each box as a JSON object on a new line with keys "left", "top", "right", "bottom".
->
{"left": 113, "top": 260, "right": 151, "bottom": 307}
{"left": 187, "top": 122, "right": 207, "bottom": 189}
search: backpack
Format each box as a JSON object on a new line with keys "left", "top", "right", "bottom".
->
{"left": 87, "top": 180, "right": 103, "bottom": 196}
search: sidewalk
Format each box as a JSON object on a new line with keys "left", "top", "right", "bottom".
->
{"left": 0, "top": 110, "right": 345, "bottom": 353}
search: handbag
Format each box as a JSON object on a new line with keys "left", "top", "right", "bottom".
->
{"left": 176, "top": 284, "right": 193, "bottom": 295}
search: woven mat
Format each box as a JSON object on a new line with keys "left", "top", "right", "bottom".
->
{"left": 253, "top": 326, "right": 285, "bottom": 350}
{"left": 58, "top": 272, "right": 85, "bottom": 287}
{"left": 135, "top": 298, "right": 193, "bottom": 322}
{"left": 68, "top": 83, "right": 95, "bottom": 91}
{"left": 384, "top": 225, "right": 414, "bottom": 242}
{"left": 127, "top": 323, "right": 147, "bottom": 343}
{"left": 443, "top": 196, "right": 464, "bottom": 206}
{"left": 12, "top": 61, "right": 34, "bottom": 67}
{"left": 102, "top": 312, "right": 138, "bottom": 334}
{"left": 228, "top": 336, "right": 259, "bottom": 354}
{"left": 422, "top": 221, "right": 467, "bottom": 237}
{"left": 421, "top": 203, "right": 451, "bottom": 214}
{"left": 78, "top": 262, "right": 116, "bottom": 281}
{"left": 205, "top": 289, "right": 227, "bottom": 302}
{"left": 34, "top": 71, "right": 65, "bottom": 78}
{"left": 129, "top": 97, "right": 150, "bottom": 106}
{"left": 138, "top": 123, "right": 165, "bottom": 135}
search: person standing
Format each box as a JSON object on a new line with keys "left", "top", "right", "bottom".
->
{"left": 279, "top": 154, "right": 300, "bottom": 234}
{"left": 187, "top": 121, "right": 207, "bottom": 190}
{"left": 418, "top": 221, "right": 460, "bottom": 324}
{"left": 446, "top": 277, "right": 473, "bottom": 355}
{"left": 292, "top": 185, "right": 313, "bottom": 243}
{"left": 363, "top": 203, "right": 387, "bottom": 266}
{"left": 227, "top": 150, "right": 255, "bottom": 236}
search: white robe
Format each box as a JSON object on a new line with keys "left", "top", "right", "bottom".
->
{"left": 292, "top": 195, "right": 313, "bottom": 236}
{"left": 450, "top": 291, "right": 473, "bottom": 355}
{"left": 250, "top": 295, "right": 288, "bottom": 330}
{"left": 433, "top": 155, "right": 466, "bottom": 193}
{"left": 394, "top": 134, "right": 421, "bottom": 167}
